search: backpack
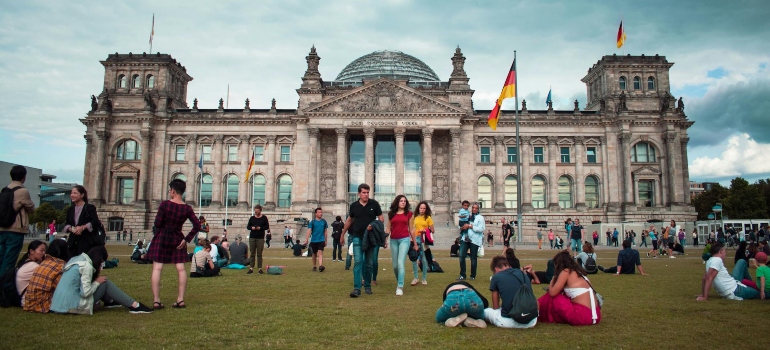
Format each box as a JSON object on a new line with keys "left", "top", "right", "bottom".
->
{"left": 0, "top": 186, "right": 23, "bottom": 228}
{"left": 584, "top": 254, "right": 598, "bottom": 274}
{"left": 506, "top": 269, "right": 539, "bottom": 324}
{"left": 0, "top": 260, "right": 32, "bottom": 308}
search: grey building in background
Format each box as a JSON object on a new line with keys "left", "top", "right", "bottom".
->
{"left": 0, "top": 161, "right": 43, "bottom": 208}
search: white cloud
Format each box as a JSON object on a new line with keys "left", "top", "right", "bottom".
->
{"left": 690, "top": 133, "right": 770, "bottom": 178}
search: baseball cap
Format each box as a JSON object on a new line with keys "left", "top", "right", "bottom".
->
{"left": 755, "top": 252, "right": 768, "bottom": 264}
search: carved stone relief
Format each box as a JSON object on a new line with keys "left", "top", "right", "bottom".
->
{"left": 321, "top": 83, "right": 450, "bottom": 113}
{"left": 432, "top": 133, "right": 450, "bottom": 203}
{"left": 319, "top": 132, "right": 337, "bottom": 201}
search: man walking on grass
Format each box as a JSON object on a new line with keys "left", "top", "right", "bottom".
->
{"left": 305, "top": 208, "right": 328, "bottom": 272}
{"left": 341, "top": 184, "right": 383, "bottom": 297}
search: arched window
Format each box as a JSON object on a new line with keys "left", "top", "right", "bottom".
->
{"left": 277, "top": 175, "right": 292, "bottom": 208}
{"left": 224, "top": 174, "right": 239, "bottom": 207}
{"left": 132, "top": 74, "right": 141, "bottom": 88}
{"left": 618, "top": 76, "right": 627, "bottom": 90}
{"left": 647, "top": 76, "right": 655, "bottom": 90}
{"left": 173, "top": 173, "right": 187, "bottom": 201}
{"left": 118, "top": 75, "right": 127, "bottom": 89}
{"left": 633, "top": 76, "right": 641, "bottom": 90}
{"left": 146, "top": 75, "right": 155, "bottom": 89}
{"left": 504, "top": 175, "right": 518, "bottom": 209}
{"left": 251, "top": 174, "right": 266, "bottom": 206}
{"left": 477, "top": 175, "right": 493, "bottom": 209}
{"left": 631, "top": 142, "right": 656, "bottom": 163}
{"left": 558, "top": 176, "right": 573, "bottom": 208}
{"left": 585, "top": 176, "right": 599, "bottom": 209}
{"left": 200, "top": 174, "right": 213, "bottom": 206}
{"left": 531, "top": 175, "right": 546, "bottom": 209}
{"left": 116, "top": 140, "right": 141, "bottom": 160}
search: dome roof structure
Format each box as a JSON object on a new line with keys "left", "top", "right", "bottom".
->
{"left": 335, "top": 50, "right": 440, "bottom": 82}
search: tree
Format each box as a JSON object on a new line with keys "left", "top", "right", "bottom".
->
{"left": 31, "top": 203, "right": 60, "bottom": 229}
{"left": 58, "top": 205, "right": 70, "bottom": 225}
{"left": 723, "top": 177, "right": 768, "bottom": 219}
{"left": 692, "top": 183, "right": 728, "bottom": 220}
{"left": 754, "top": 179, "right": 770, "bottom": 218}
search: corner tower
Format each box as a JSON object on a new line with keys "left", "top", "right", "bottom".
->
{"left": 582, "top": 54, "right": 673, "bottom": 112}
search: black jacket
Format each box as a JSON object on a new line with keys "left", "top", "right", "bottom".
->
{"left": 66, "top": 203, "right": 104, "bottom": 257}
{"left": 362, "top": 220, "right": 387, "bottom": 251}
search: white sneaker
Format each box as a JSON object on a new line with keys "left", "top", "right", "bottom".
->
{"left": 670, "top": 256, "right": 676, "bottom": 259}
{"left": 421, "top": 280, "right": 427, "bottom": 285}
{"left": 463, "top": 317, "right": 487, "bottom": 328}
{"left": 445, "top": 313, "right": 468, "bottom": 327}
{"left": 395, "top": 287, "right": 403, "bottom": 296}
{"left": 410, "top": 278, "right": 419, "bottom": 286}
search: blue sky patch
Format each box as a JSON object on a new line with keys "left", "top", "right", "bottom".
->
{"left": 706, "top": 67, "right": 727, "bottom": 79}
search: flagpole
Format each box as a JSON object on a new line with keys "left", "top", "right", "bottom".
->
{"left": 514, "top": 50, "right": 523, "bottom": 244}
{"left": 226, "top": 84, "right": 230, "bottom": 109}
{"left": 149, "top": 14, "right": 154, "bottom": 54}
{"left": 225, "top": 177, "right": 229, "bottom": 231}
{"left": 198, "top": 145, "right": 202, "bottom": 217}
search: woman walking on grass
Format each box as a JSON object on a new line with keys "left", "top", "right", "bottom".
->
{"left": 647, "top": 226, "right": 659, "bottom": 258}
{"left": 386, "top": 195, "right": 413, "bottom": 296}
{"left": 411, "top": 201, "right": 434, "bottom": 286}
{"left": 147, "top": 179, "right": 201, "bottom": 309}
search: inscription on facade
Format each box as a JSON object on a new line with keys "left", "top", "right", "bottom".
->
{"left": 345, "top": 120, "right": 425, "bottom": 127}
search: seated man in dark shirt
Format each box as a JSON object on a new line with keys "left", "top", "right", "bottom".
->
{"left": 450, "top": 238, "right": 460, "bottom": 257}
{"left": 292, "top": 239, "right": 306, "bottom": 257}
{"left": 598, "top": 240, "right": 648, "bottom": 275}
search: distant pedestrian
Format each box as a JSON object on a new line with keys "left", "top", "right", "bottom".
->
{"left": 592, "top": 231, "right": 599, "bottom": 246}
{"left": 548, "top": 229, "right": 555, "bottom": 249}
{"left": 537, "top": 229, "right": 543, "bottom": 249}
{"left": 693, "top": 229, "right": 699, "bottom": 247}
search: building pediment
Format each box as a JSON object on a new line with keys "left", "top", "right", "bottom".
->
{"left": 304, "top": 79, "right": 466, "bottom": 114}
{"left": 112, "top": 163, "right": 140, "bottom": 174}
{"left": 632, "top": 165, "right": 661, "bottom": 176}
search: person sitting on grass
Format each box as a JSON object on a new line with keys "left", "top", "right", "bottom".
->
{"left": 598, "top": 240, "right": 648, "bottom": 275}
{"left": 450, "top": 238, "right": 460, "bottom": 257}
{"left": 484, "top": 256, "right": 537, "bottom": 329}
{"left": 190, "top": 240, "right": 220, "bottom": 278}
{"left": 538, "top": 251, "right": 601, "bottom": 326}
{"left": 210, "top": 236, "right": 229, "bottom": 268}
{"left": 503, "top": 248, "right": 521, "bottom": 269}
{"left": 575, "top": 242, "right": 598, "bottom": 274}
{"left": 521, "top": 259, "right": 556, "bottom": 285}
{"left": 16, "top": 240, "right": 48, "bottom": 309}
{"left": 292, "top": 240, "right": 305, "bottom": 257}
{"left": 669, "top": 241, "right": 685, "bottom": 256}
{"left": 697, "top": 242, "right": 759, "bottom": 301}
{"left": 23, "top": 239, "right": 70, "bottom": 313}
{"left": 702, "top": 239, "right": 715, "bottom": 263}
{"left": 436, "top": 281, "right": 489, "bottom": 327}
{"left": 50, "top": 246, "right": 153, "bottom": 314}
{"left": 754, "top": 252, "right": 769, "bottom": 300}
{"left": 553, "top": 235, "right": 564, "bottom": 249}
{"left": 131, "top": 240, "right": 151, "bottom": 264}
{"left": 228, "top": 235, "right": 249, "bottom": 266}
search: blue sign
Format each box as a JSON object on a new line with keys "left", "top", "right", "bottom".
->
{"left": 707, "top": 213, "right": 715, "bottom": 219}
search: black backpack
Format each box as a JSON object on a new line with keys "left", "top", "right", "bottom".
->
{"left": 0, "top": 186, "right": 22, "bottom": 228}
{"left": 584, "top": 254, "right": 598, "bottom": 274}
{"left": 0, "top": 261, "right": 32, "bottom": 308}
{"left": 506, "top": 269, "right": 539, "bottom": 324}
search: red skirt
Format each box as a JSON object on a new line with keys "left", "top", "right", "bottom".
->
{"left": 538, "top": 293, "right": 601, "bottom": 326}
{"left": 146, "top": 229, "right": 189, "bottom": 264}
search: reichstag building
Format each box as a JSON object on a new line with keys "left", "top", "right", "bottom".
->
{"left": 81, "top": 47, "right": 696, "bottom": 240}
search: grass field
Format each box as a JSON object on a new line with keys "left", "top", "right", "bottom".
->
{"left": 0, "top": 243, "right": 765, "bottom": 349}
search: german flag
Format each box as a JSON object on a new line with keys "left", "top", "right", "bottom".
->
{"left": 616, "top": 21, "right": 626, "bottom": 48}
{"left": 488, "top": 59, "right": 516, "bottom": 130}
{"left": 243, "top": 152, "right": 255, "bottom": 183}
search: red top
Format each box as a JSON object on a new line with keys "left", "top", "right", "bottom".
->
{"left": 389, "top": 211, "right": 412, "bottom": 240}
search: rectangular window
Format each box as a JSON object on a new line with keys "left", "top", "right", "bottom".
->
{"left": 108, "top": 218, "right": 124, "bottom": 232}
{"left": 175, "top": 145, "right": 185, "bottom": 161}
{"left": 533, "top": 147, "right": 544, "bottom": 163}
{"left": 480, "top": 146, "right": 490, "bottom": 163}
{"left": 119, "top": 178, "right": 134, "bottom": 205}
{"left": 507, "top": 147, "right": 517, "bottom": 163}
{"left": 254, "top": 146, "right": 264, "bottom": 162}
{"left": 228, "top": 145, "right": 238, "bottom": 162}
{"left": 280, "top": 145, "right": 291, "bottom": 162}
{"left": 639, "top": 180, "right": 654, "bottom": 207}
{"left": 202, "top": 145, "right": 212, "bottom": 161}
{"left": 560, "top": 147, "right": 570, "bottom": 163}
{"left": 586, "top": 147, "right": 597, "bottom": 163}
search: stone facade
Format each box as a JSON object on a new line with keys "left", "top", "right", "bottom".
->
{"left": 80, "top": 49, "right": 695, "bottom": 241}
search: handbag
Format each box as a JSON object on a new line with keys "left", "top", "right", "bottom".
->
{"left": 408, "top": 242, "right": 420, "bottom": 262}
{"left": 193, "top": 255, "right": 208, "bottom": 274}
{"left": 266, "top": 265, "right": 284, "bottom": 275}
{"left": 477, "top": 245, "right": 485, "bottom": 257}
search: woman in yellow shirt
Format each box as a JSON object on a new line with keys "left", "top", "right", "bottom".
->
{"left": 411, "top": 201, "right": 435, "bottom": 286}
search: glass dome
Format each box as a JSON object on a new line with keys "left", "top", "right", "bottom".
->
{"left": 335, "top": 50, "right": 440, "bottom": 82}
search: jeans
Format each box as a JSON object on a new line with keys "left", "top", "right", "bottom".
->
{"left": 214, "top": 258, "right": 228, "bottom": 268}
{"left": 641, "top": 238, "right": 648, "bottom": 247}
{"left": 351, "top": 236, "right": 375, "bottom": 289}
{"left": 372, "top": 246, "right": 380, "bottom": 282}
{"left": 93, "top": 280, "right": 135, "bottom": 307}
{"left": 680, "top": 238, "right": 686, "bottom": 247}
{"left": 435, "top": 289, "right": 485, "bottom": 322}
{"left": 0, "top": 232, "right": 24, "bottom": 276}
{"left": 570, "top": 238, "right": 582, "bottom": 253}
{"left": 390, "top": 237, "right": 410, "bottom": 288}
{"left": 458, "top": 240, "right": 478, "bottom": 279}
{"left": 332, "top": 238, "right": 343, "bottom": 260}
{"left": 412, "top": 236, "right": 428, "bottom": 281}
{"left": 549, "top": 239, "right": 554, "bottom": 249}
{"left": 345, "top": 234, "right": 352, "bottom": 269}
{"left": 606, "top": 237, "right": 611, "bottom": 246}
{"left": 249, "top": 238, "right": 264, "bottom": 269}
{"left": 731, "top": 259, "right": 760, "bottom": 299}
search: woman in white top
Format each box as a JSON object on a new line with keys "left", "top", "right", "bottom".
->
{"left": 15, "top": 240, "right": 47, "bottom": 307}
{"left": 538, "top": 251, "right": 601, "bottom": 326}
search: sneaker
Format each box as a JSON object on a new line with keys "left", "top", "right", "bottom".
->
{"left": 470, "top": 277, "right": 475, "bottom": 280}
{"left": 103, "top": 300, "right": 122, "bottom": 309}
{"left": 410, "top": 278, "right": 419, "bottom": 286}
{"left": 319, "top": 266, "right": 325, "bottom": 272}
{"left": 365, "top": 287, "right": 373, "bottom": 295}
{"left": 444, "top": 313, "right": 468, "bottom": 327}
{"left": 258, "top": 269, "right": 264, "bottom": 274}
{"left": 345, "top": 266, "right": 350, "bottom": 270}
{"left": 646, "top": 252, "right": 649, "bottom": 257}
{"left": 247, "top": 269, "right": 253, "bottom": 274}
{"left": 421, "top": 280, "right": 427, "bottom": 286}
{"left": 463, "top": 317, "right": 487, "bottom": 328}
{"left": 128, "top": 303, "right": 154, "bottom": 314}
{"left": 456, "top": 276, "right": 465, "bottom": 281}
{"left": 654, "top": 256, "right": 658, "bottom": 258}
{"left": 670, "top": 256, "right": 676, "bottom": 259}
{"left": 312, "top": 267, "right": 317, "bottom": 272}
{"left": 350, "top": 289, "right": 361, "bottom": 298}
{"left": 395, "top": 287, "right": 403, "bottom": 296}
{"left": 597, "top": 265, "right": 605, "bottom": 272}
{"left": 372, "top": 280, "right": 377, "bottom": 285}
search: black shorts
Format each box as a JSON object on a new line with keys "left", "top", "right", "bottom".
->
{"left": 309, "top": 242, "right": 325, "bottom": 253}
{"left": 652, "top": 240, "right": 658, "bottom": 250}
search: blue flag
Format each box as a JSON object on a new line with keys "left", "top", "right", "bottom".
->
{"left": 198, "top": 149, "right": 203, "bottom": 170}
{"left": 546, "top": 89, "right": 552, "bottom": 106}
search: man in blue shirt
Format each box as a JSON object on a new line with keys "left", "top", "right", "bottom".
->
{"left": 305, "top": 208, "right": 328, "bottom": 272}
{"left": 598, "top": 240, "right": 648, "bottom": 275}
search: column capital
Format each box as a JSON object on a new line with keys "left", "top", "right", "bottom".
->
{"left": 394, "top": 127, "right": 406, "bottom": 138}
{"left": 187, "top": 134, "right": 198, "bottom": 143}
{"left": 599, "top": 136, "right": 607, "bottom": 145}
{"left": 96, "top": 130, "right": 110, "bottom": 141}
{"left": 165, "top": 134, "right": 172, "bottom": 143}
{"left": 574, "top": 136, "right": 585, "bottom": 145}
{"left": 520, "top": 136, "right": 531, "bottom": 145}
{"left": 680, "top": 136, "right": 690, "bottom": 146}
{"left": 266, "top": 134, "right": 277, "bottom": 143}
{"left": 618, "top": 133, "right": 632, "bottom": 143}
{"left": 363, "top": 127, "right": 376, "bottom": 138}
{"left": 665, "top": 132, "right": 677, "bottom": 143}
{"left": 214, "top": 134, "right": 224, "bottom": 144}
{"left": 308, "top": 127, "right": 320, "bottom": 138}
{"left": 494, "top": 135, "right": 505, "bottom": 145}
{"left": 140, "top": 130, "right": 153, "bottom": 141}
{"left": 240, "top": 134, "right": 250, "bottom": 143}
{"left": 84, "top": 135, "right": 93, "bottom": 145}
{"left": 421, "top": 127, "right": 434, "bottom": 139}
{"left": 547, "top": 136, "right": 557, "bottom": 145}
{"left": 335, "top": 127, "right": 347, "bottom": 138}
{"left": 449, "top": 128, "right": 461, "bottom": 139}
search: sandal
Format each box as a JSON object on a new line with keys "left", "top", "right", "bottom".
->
{"left": 172, "top": 300, "right": 186, "bottom": 309}
{"left": 153, "top": 302, "right": 165, "bottom": 310}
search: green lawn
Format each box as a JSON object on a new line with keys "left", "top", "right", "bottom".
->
{"left": 0, "top": 244, "right": 764, "bottom": 349}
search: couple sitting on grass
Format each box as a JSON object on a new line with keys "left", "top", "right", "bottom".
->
{"left": 697, "top": 242, "right": 769, "bottom": 301}
{"left": 436, "top": 250, "right": 601, "bottom": 328}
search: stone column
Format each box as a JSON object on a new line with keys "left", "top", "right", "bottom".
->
{"left": 520, "top": 136, "right": 533, "bottom": 211}
{"left": 210, "top": 134, "right": 224, "bottom": 207}
{"left": 238, "top": 134, "right": 250, "bottom": 208}
{"left": 665, "top": 133, "right": 681, "bottom": 205}
{"left": 494, "top": 135, "right": 505, "bottom": 210}
{"left": 394, "top": 127, "right": 405, "bottom": 196}
{"left": 93, "top": 131, "right": 110, "bottom": 205}
{"left": 547, "top": 136, "right": 559, "bottom": 210}
{"left": 336, "top": 128, "right": 348, "bottom": 203}
{"left": 681, "top": 137, "right": 691, "bottom": 204}
{"left": 83, "top": 135, "right": 92, "bottom": 190}
{"left": 264, "top": 135, "right": 277, "bottom": 210}
{"left": 185, "top": 134, "right": 198, "bottom": 205}
{"left": 659, "top": 156, "right": 668, "bottom": 207}
{"left": 450, "top": 128, "right": 461, "bottom": 209}
{"left": 364, "top": 127, "right": 375, "bottom": 192}
{"left": 619, "top": 133, "right": 633, "bottom": 206}
{"left": 600, "top": 136, "right": 610, "bottom": 206}
{"left": 574, "top": 136, "right": 585, "bottom": 210}
{"left": 655, "top": 179, "right": 662, "bottom": 207}
{"left": 307, "top": 127, "right": 320, "bottom": 204}
{"left": 138, "top": 130, "right": 153, "bottom": 204}
{"left": 422, "top": 128, "right": 433, "bottom": 203}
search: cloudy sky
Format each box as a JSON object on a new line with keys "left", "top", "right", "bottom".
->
{"left": 0, "top": 0, "right": 768, "bottom": 185}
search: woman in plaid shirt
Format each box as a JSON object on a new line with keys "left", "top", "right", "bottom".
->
{"left": 147, "top": 179, "right": 201, "bottom": 309}
{"left": 23, "top": 240, "right": 70, "bottom": 313}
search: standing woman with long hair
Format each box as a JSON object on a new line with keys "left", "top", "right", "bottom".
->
{"left": 411, "top": 201, "right": 434, "bottom": 286}
{"left": 386, "top": 195, "right": 413, "bottom": 296}
{"left": 64, "top": 186, "right": 103, "bottom": 258}
{"left": 537, "top": 250, "right": 601, "bottom": 326}
{"left": 147, "top": 179, "right": 201, "bottom": 309}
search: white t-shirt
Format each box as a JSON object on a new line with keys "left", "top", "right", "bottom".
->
{"left": 210, "top": 244, "right": 219, "bottom": 260}
{"left": 706, "top": 257, "right": 737, "bottom": 297}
